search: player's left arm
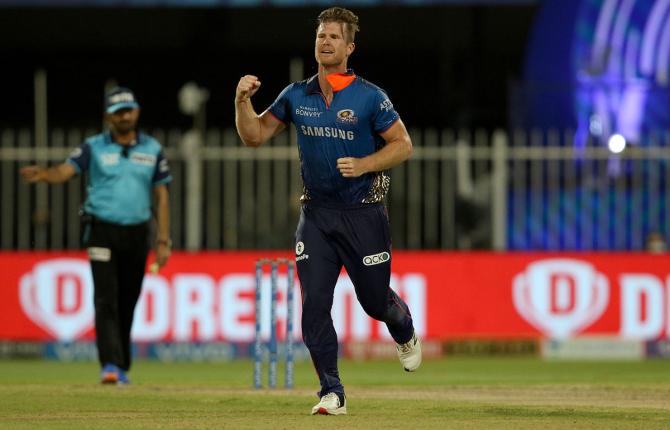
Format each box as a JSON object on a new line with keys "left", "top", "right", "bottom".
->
{"left": 336, "top": 119, "right": 413, "bottom": 178}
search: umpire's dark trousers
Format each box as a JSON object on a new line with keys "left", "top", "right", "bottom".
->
{"left": 85, "top": 218, "right": 149, "bottom": 371}
{"left": 295, "top": 202, "right": 415, "bottom": 397}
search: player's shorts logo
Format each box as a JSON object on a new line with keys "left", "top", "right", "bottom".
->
{"left": 295, "top": 241, "right": 309, "bottom": 262}
{"left": 336, "top": 109, "right": 358, "bottom": 124}
{"left": 363, "top": 251, "right": 390, "bottom": 266}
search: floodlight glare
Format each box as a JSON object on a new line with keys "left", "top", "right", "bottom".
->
{"left": 607, "top": 134, "right": 626, "bottom": 153}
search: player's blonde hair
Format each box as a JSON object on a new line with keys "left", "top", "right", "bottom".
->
{"left": 317, "top": 7, "right": 359, "bottom": 44}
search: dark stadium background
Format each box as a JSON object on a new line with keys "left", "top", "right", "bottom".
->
{"left": 0, "top": 5, "right": 536, "bottom": 130}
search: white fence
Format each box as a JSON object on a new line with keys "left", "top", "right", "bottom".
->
{"left": 1, "top": 127, "right": 669, "bottom": 251}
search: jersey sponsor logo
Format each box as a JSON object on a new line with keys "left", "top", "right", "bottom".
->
{"left": 295, "top": 107, "right": 323, "bottom": 118}
{"left": 336, "top": 109, "right": 358, "bottom": 125}
{"left": 380, "top": 99, "right": 393, "bottom": 112}
{"left": 130, "top": 152, "right": 157, "bottom": 166}
{"left": 101, "top": 153, "right": 120, "bottom": 166}
{"left": 300, "top": 125, "right": 355, "bottom": 141}
{"left": 363, "top": 251, "right": 391, "bottom": 266}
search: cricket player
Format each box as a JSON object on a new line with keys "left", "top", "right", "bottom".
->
{"left": 235, "top": 7, "right": 421, "bottom": 415}
{"left": 20, "top": 87, "right": 172, "bottom": 385}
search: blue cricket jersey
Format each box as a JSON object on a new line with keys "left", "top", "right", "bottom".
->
{"left": 66, "top": 131, "right": 172, "bottom": 225}
{"left": 268, "top": 70, "right": 400, "bottom": 206}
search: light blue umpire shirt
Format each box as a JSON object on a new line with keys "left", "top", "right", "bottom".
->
{"left": 66, "top": 131, "right": 172, "bottom": 225}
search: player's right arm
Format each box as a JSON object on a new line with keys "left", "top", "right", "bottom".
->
{"left": 20, "top": 163, "right": 76, "bottom": 184}
{"left": 235, "top": 75, "right": 285, "bottom": 147}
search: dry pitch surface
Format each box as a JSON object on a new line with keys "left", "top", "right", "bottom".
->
{"left": 1, "top": 357, "right": 670, "bottom": 429}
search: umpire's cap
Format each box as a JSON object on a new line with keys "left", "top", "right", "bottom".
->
{"left": 104, "top": 87, "right": 140, "bottom": 113}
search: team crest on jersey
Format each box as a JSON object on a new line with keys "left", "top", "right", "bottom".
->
{"left": 101, "top": 153, "right": 120, "bottom": 166}
{"left": 336, "top": 109, "right": 358, "bottom": 124}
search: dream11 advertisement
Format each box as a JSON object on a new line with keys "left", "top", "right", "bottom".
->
{"left": 3, "top": 251, "right": 670, "bottom": 347}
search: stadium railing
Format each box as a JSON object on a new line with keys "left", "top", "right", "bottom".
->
{"left": 1, "top": 127, "right": 669, "bottom": 251}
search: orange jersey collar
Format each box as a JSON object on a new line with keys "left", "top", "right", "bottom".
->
{"left": 326, "top": 71, "right": 356, "bottom": 92}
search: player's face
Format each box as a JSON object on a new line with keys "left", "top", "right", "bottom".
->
{"left": 315, "top": 22, "right": 354, "bottom": 68}
{"left": 107, "top": 108, "right": 139, "bottom": 135}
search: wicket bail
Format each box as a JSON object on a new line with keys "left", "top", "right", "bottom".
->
{"left": 253, "top": 258, "right": 296, "bottom": 389}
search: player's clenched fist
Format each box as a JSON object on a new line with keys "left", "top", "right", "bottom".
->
{"left": 236, "top": 75, "right": 261, "bottom": 102}
{"left": 337, "top": 157, "right": 369, "bottom": 178}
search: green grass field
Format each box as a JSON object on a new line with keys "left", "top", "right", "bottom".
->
{"left": 2, "top": 357, "right": 670, "bottom": 429}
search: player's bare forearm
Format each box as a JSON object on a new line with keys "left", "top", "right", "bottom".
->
{"left": 235, "top": 99, "right": 264, "bottom": 147}
{"left": 154, "top": 186, "right": 170, "bottom": 242}
{"left": 337, "top": 120, "right": 413, "bottom": 177}
{"left": 20, "top": 163, "right": 75, "bottom": 184}
{"left": 234, "top": 74, "right": 265, "bottom": 147}
{"left": 235, "top": 102, "right": 286, "bottom": 147}
{"left": 366, "top": 135, "right": 413, "bottom": 171}
{"left": 153, "top": 185, "right": 171, "bottom": 267}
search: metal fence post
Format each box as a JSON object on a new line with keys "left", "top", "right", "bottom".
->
{"left": 181, "top": 130, "right": 202, "bottom": 251}
{"left": 491, "top": 130, "right": 508, "bottom": 251}
{"left": 34, "top": 69, "right": 48, "bottom": 250}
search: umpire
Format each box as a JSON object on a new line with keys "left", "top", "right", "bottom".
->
{"left": 20, "top": 86, "right": 172, "bottom": 385}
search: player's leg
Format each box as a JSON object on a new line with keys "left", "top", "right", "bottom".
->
{"left": 116, "top": 223, "right": 149, "bottom": 375}
{"left": 336, "top": 205, "right": 420, "bottom": 370}
{"left": 295, "top": 205, "right": 347, "bottom": 414}
{"left": 87, "top": 221, "right": 123, "bottom": 382}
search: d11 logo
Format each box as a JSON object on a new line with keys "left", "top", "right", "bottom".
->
{"left": 513, "top": 259, "right": 609, "bottom": 339}
{"left": 19, "top": 259, "right": 94, "bottom": 341}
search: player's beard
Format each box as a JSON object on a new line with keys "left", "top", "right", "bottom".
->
{"left": 112, "top": 120, "right": 136, "bottom": 136}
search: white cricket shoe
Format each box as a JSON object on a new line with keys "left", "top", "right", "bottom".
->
{"left": 396, "top": 331, "right": 422, "bottom": 372}
{"left": 311, "top": 392, "right": 347, "bottom": 415}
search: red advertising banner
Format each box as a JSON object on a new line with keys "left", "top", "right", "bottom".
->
{"left": 2, "top": 252, "right": 669, "bottom": 342}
